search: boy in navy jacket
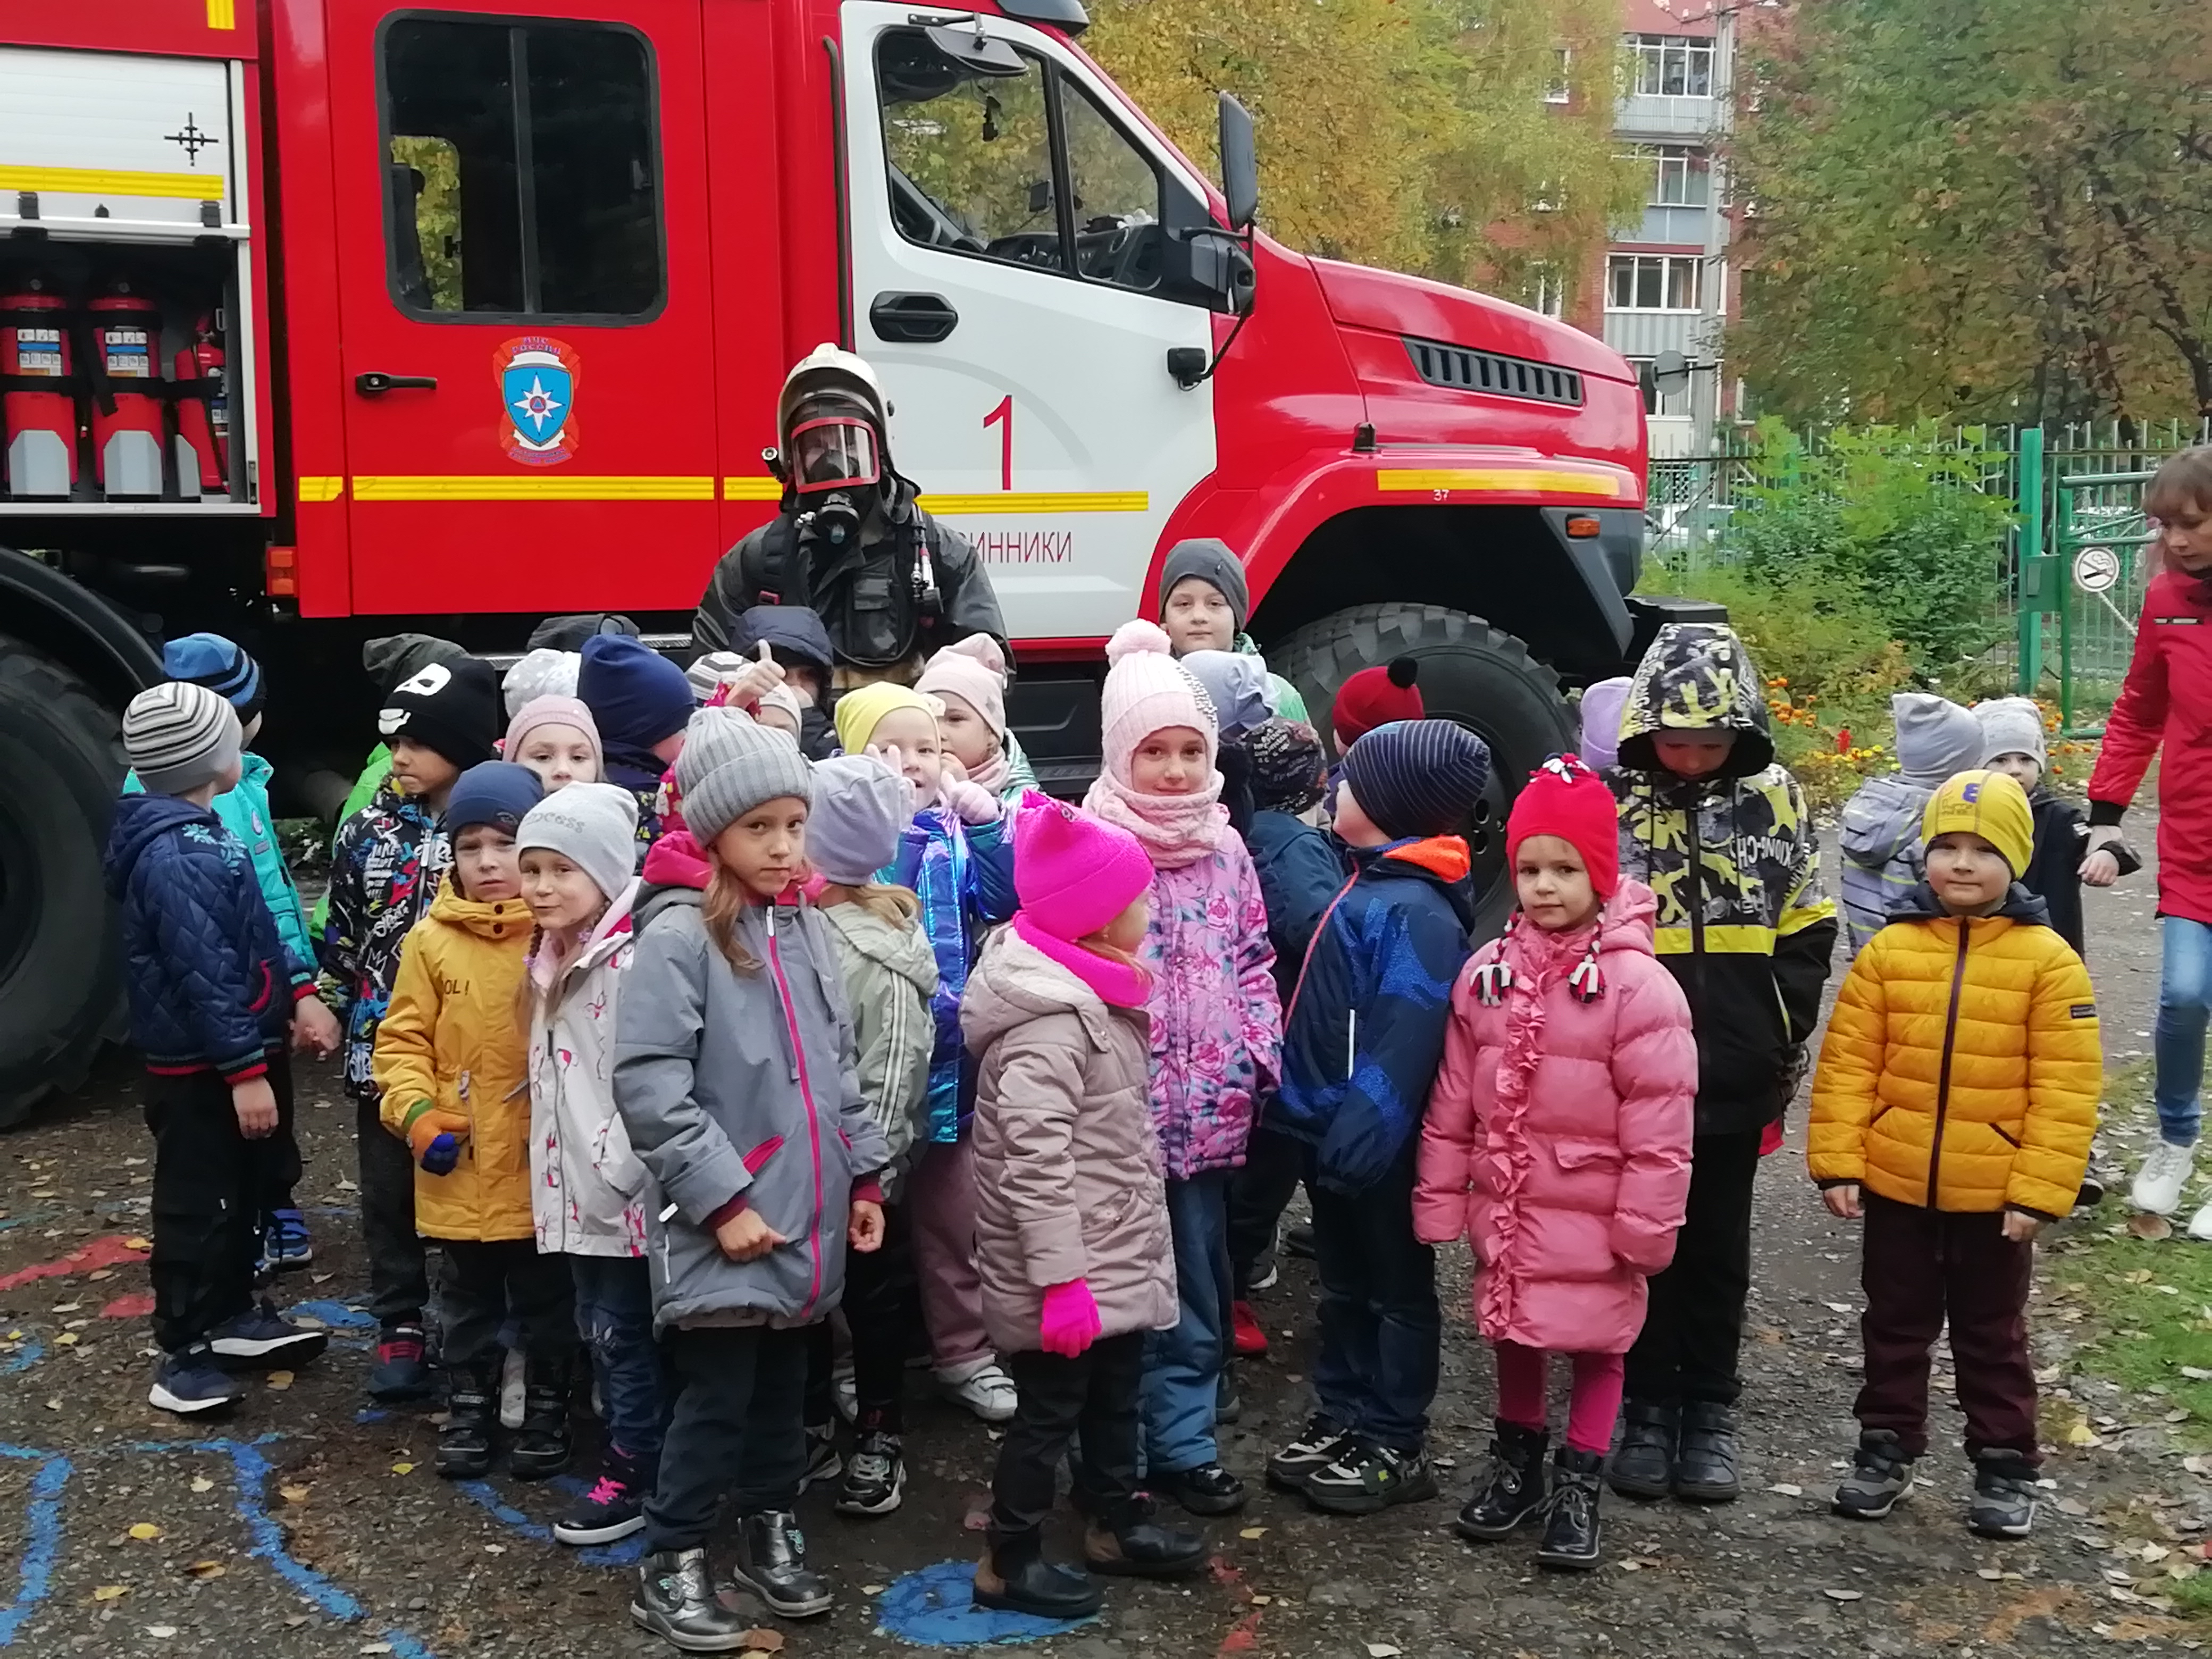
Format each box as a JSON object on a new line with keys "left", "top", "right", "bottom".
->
{"left": 1264, "top": 719, "right": 1488, "bottom": 1517}
{"left": 107, "top": 683, "right": 328, "bottom": 1416}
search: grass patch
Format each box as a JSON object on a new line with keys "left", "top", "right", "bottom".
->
{"left": 2041, "top": 1060, "right": 2212, "bottom": 1450}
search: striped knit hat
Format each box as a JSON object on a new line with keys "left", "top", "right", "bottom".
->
{"left": 1341, "top": 718, "right": 1490, "bottom": 841}
{"left": 163, "top": 632, "right": 264, "bottom": 723}
{"left": 124, "top": 681, "right": 242, "bottom": 795}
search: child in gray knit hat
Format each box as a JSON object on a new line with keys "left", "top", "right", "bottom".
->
{"left": 617, "top": 708, "right": 891, "bottom": 1634}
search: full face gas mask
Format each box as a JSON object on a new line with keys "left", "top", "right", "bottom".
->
{"left": 788, "top": 415, "right": 880, "bottom": 549}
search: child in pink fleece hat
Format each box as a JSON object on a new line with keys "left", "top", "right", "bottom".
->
{"left": 915, "top": 633, "right": 1041, "bottom": 802}
{"left": 505, "top": 696, "right": 602, "bottom": 792}
{"left": 960, "top": 792, "right": 1205, "bottom": 1617}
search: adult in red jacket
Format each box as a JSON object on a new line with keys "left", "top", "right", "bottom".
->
{"left": 2086, "top": 447, "right": 2212, "bottom": 1237}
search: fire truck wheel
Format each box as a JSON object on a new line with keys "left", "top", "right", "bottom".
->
{"left": 1270, "top": 604, "right": 1577, "bottom": 941}
{"left": 0, "top": 639, "right": 127, "bottom": 1128}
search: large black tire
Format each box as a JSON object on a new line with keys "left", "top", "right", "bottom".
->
{"left": 1270, "top": 604, "right": 1578, "bottom": 939}
{"left": 0, "top": 639, "right": 127, "bottom": 1126}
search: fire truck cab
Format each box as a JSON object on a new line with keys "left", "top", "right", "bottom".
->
{"left": 0, "top": 0, "right": 1681, "bottom": 1122}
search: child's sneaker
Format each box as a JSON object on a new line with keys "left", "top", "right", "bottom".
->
{"left": 937, "top": 1359, "right": 1018, "bottom": 1423}
{"left": 1535, "top": 1448, "right": 1604, "bottom": 1571}
{"left": 1231, "top": 1300, "right": 1268, "bottom": 1358}
{"left": 367, "top": 1322, "right": 433, "bottom": 1402}
{"left": 798, "top": 1422, "right": 842, "bottom": 1493}
{"left": 208, "top": 1300, "right": 329, "bottom": 1369}
{"left": 265, "top": 1208, "right": 313, "bottom": 1270}
{"left": 150, "top": 1345, "right": 243, "bottom": 1415}
{"left": 1967, "top": 1452, "right": 2038, "bottom": 1538}
{"left": 555, "top": 1448, "right": 649, "bottom": 1545}
{"left": 835, "top": 1429, "right": 906, "bottom": 1517}
{"left": 1303, "top": 1437, "right": 1438, "bottom": 1515}
{"left": 1832, "top": 1430, "right": 1916, "bottom": 1520}
{"left": 1267, "top": 1414, "right": 1353, "bottom": 1492}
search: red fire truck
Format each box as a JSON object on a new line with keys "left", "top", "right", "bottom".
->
{"left": 0, "top": 0, "right": 1689, "bottom": 1121}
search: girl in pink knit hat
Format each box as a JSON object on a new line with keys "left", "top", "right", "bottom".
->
{"left": 915, "top": 633, "right": 1042, "bottom": 804}
{"left": 505, "top": 695, "right": 602, "bottom": 792}
{"left": 962, "top": 792, "right": 1207, "bottom": 1617}
{"left": 1080, "top": 619, "right": 1282, "bottom": 1515}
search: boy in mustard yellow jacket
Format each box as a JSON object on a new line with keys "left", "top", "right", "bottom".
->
{"left": 1809, "top": 770, "right": 2098, "bottom": 1540}
{"left": 374, "top": 762, "right": 577, "bottom": 1481}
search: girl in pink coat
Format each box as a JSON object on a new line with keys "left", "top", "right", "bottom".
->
{"left": 1415, "top": 755, "right": 1695, "bottom": 1572}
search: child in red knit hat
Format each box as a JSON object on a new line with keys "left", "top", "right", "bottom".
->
{"left": 1331, "top": 657, "right": 1425, "bottom": 752}
{"left": 1414, "top": 755, "right": 1696, "bottom": 1572}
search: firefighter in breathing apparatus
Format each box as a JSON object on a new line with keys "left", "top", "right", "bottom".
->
{"left": 689, "top": 345, "right": 1008, "bottom": 688}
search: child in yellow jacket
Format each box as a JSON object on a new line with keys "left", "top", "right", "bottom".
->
{"left": 374, "top": 761, "right": 577, "bottom": 1481}
{"left": 1809, "top": 770, "right": 2099, "bottom": 1541}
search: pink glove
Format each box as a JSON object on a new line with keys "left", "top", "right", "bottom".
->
{"left": 942, "top": 776, "right": 1002, "bottom": 826}
{"left": 1038, "top": 1278, "right": 1102, "bottom": 1358}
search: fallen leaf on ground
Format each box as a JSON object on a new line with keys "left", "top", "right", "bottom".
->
{"left": 1239, "top": 1526, "right": 1268, "bottom": 1539}
{"left": 264, "top": 1370, "right": 294, "bottom": 1391}
{"left": 127, "top": 1523, "right": 161, "bottom": 1541}
{"left": 2126, "top": 1213, "right": 2172, "bottom": 1241}
{"left": 1979, "top": 1568, "right": 2005, "bottom": 1580}
{"left": 188, "top": 1476, "right": 214, "bottom": 1494}
{"left": 186, "top": 1561, "right": 224, "bottom": 1579}
{"left": 739, "top": 1631, "right": 784, "bottom": 1653}
{"left": 279, "top": 1485, "right": 309, "bottom": 1503}
{"left": 93, "top": 1586, "right": 129, "bottom": 1602}
{"left": 1767, "top": 1482, "right": 1804, "bottom": 1497}
{"left": 53, "top": 1333, "right": 78, "bottom": 1347}
{"left": 1250, "top": 1594, "right": 1272, "bottom": 1605}
{"left": 2067, "top": 1423, "right": 2104, "bottom": 1447}
{"left": 390, "top": 1462, "right": 414, "bottom": 1476}
{"left": 860, "top": 1584, "right": 885, "bottom": 1596}
{"left": 1367, "top": 1646, "right": 1402, "bottom": 1658}
{"left": 1825, "top": 1588, "right": 1864, "bottom": 1602}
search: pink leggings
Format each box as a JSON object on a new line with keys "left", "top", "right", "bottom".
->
{"left": 1494, "top": 1342, "right": 1626, "bottom": 1455}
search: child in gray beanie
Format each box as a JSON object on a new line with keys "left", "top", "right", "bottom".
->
{"left": 1838, "top": 692, "right": 1983, "bottom": 953}
{"left": 616, "top": 706, "right": 889, "bottom": 1632}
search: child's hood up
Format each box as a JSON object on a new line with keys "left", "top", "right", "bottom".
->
{"left": 823, "top": 901, "right": 940, "bottom": 1003}
{"left": 1614, "top": 622, "right": 1775, "bottom": 777}
{"left": 104, "top": 791, "right": 217, "bottom": 897}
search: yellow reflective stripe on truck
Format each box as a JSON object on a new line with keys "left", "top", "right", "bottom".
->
{"left": 1378, "top": 467, "right": 1623, "bottom": 497}
{"left": 0, "top": 165, "right": 222, "bottom": 200}
{"left": 352, "top": 475, "right": 717, "bottom": 501}
{"left": 918, "top": 491, "right": 1148, "bottom": 515}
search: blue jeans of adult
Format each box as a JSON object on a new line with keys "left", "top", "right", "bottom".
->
{"left": 2155, "top": 916, "right": 2212, "bottom": 1147}
{"left": 1142, "top": 1170, "right": 1233, "bottom": 1476}
{"left": 569, "top": 1254, "right": 670, "bottom": 1468}
{"left": 1307, "top": 1142, "right": 1439, "bottom": 1453}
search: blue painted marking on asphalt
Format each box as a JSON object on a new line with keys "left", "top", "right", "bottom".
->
{"left": 0, "top": 1346, "right": 41, "bottom": 1377}
{"left": 287, "top": 1299, "right": 378, "bottom": 1329}
{"left": 874, "top": 1560, "right": 1095, "bottom": 1647}
{"left": 220, "top": 1439, "right": 438, "bottom": 1658}
{"left": 457, "top": 1478, "right": 644, "bottom": 1567}
{"left": 355, "top": 1407, "right": 390, "bottom": 1425}
{"left": 0, "top": 1455, "right": 69, "bottom": 1646}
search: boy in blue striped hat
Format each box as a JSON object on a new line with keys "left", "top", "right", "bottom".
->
{"left": 126, "top": 633, "right": 338, "bottom": 1271}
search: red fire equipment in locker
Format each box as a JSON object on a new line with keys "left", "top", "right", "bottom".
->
{"left": 173, "top": 313, "right": 229, "bottom": 499}
{"left": 89, "top": 283, "right": 165, "bottom": 499}
{"left": 1, "top": 278, "right": 76, "bottom": 499}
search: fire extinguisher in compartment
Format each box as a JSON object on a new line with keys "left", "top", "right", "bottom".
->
{"left": 89, "top": 283, "right": 165, "bottom": 500}
{"left": 2, "top": 278, "right": 76, "bottom": 500}
{"left": 174, "top": 313, "right": 228, "bottom": 500}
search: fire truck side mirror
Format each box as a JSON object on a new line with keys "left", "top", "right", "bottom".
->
{"left": 1217, "top": 94, "right": 1258, "bottom": 232}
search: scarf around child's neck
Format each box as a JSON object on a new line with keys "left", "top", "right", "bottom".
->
{"left": 1082, "top": 766, "right": 1227, "bottom": 869}
{"left": 1013, "top": 912, "right": 1149, "bottom": 1009}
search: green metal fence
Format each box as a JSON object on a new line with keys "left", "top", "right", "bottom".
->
{"left": 1645, "top": 421, "right": 2210, "bottom": 733}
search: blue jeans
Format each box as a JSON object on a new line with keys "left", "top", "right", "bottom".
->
{"left": 1308, "top": 1144, "right": 1439, "bottom": 1452}
{"left": 569, "top": 1255, "right": 671, "bottom": 1467}
{"left": 2155, "top": 916, "right": 2212, "bottom": 1147}
{"left": 1142, "top": 1171, "right": 1233, "bottom": 1475}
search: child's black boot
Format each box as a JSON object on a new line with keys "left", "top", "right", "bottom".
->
{"left": 1967, "top": 1450, "right": 2038, "bottom": 1538}
{"left": 974, "top": 1525, "right": 1103, "bottom": 1620}
{"left": 1606, "top": 1399, "right": 1676, "bottom": 1498}
{"left": 436, "top": 1361, "right": 498, "bottom": 1478}
{"left": 1672, "top": 1401, "right": 1740, "bottom": 1502}
{"left": 509, "top": 1354, "right": 573, "bottom": 1480}
{"left": 1535, "top": 1448, "right": 1604, "bottom": 1571}
{"left": 1456, "top": 1421, "right": 1549, "bottom": 1541}
{"left": 1083, "top": 1492, "right": 1208, "bottom": 1578}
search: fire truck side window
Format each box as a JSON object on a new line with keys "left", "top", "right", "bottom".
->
{"left": 382, "top": 16, "right": 661, "bottom": 320}
{"left": 877, "top": 34, "right": 1065, "bottom": 273}
{"left": 1059, "top": 79, "right": 1165, "bottom": 294}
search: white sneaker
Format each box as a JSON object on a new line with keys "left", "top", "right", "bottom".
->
{"left": 936, "top": 1360, "right": 1018, "bottom": 1423}
{"left": 2188, "top": 1198, "right": 2212, "bottom": 1242}
{"left": 499, "top": 1347, "right": 527, "bottom": 1430}
{"left": 2132, "top": 1141, "right": 2199, "bottom": 1217}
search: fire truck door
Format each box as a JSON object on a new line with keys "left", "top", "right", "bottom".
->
{"left": 324, "top": 0, "right": 717, "bottom": 613}
{"left": 842, "top": 3, "right": 1221, "bottom": 642}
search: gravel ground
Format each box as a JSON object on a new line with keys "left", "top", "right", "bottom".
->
{"left": 0, "top": 826, "right": 2203, "bottom": 1657}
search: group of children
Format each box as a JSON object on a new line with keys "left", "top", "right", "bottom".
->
{"left": 103, "top": 477, "right": 2169, "bottom": 1643}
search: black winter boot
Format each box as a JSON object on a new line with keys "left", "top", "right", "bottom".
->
{"left": 730, "top": 1511, "right": 831, "bottom": 1619}
{"left": 435, "top": 1362, "right": 498, "bottom": 1479}
{"left": 1536, "top": 1448, "right": 1604, "bottom": 1570}
{"left": 508, "top": 1354, "right": 574, "bottom": 1480}
{"left": 974, "top": 1526, "right": 1103, "bottom": 1620}
{"left": 1673, "top": 1401, "right": 1741, "bottom": 1502}
{"left": 1606, "top": 1399, "right": 1676, "bottom": 1499}
{"left": 1456, "top": 1421, "right": 1550, "bottom": 1541}
{"left": 1083, "top": 1492, "right": 1209, "bottom": 1578}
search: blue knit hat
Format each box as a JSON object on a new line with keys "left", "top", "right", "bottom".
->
{"left": 163, "top": 632, "right": 264, "bottom": 722}
{"left": 442, "top": 760, "right": 544, "bottom": 837}
{"left": 1341, "top": 719, "right": 1491, "bottom": 841}
{"left": 578, "top": 635, "right": 694, "bottom": 753}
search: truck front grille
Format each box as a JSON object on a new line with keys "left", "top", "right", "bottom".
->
{"left": 1403, "top": 336, "right": 1582, "bottom": 407}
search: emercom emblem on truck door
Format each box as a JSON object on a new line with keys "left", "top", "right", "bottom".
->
{"left": 493, "top": 336, "right": 581, "bottom": 467}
